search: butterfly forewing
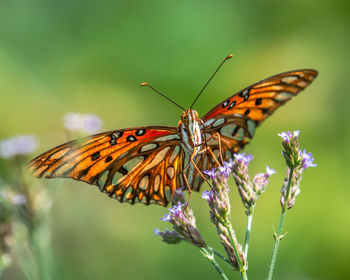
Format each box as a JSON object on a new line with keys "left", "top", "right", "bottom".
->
{"left": 202, "top": 69, "right": 318, "bottom": 124}
{"left": 29, "top": 126, "right": 184, "bottom": 206}
{"left": 200, "top": 69, "right": 318, "bottom": 157}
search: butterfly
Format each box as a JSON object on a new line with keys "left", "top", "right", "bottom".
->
{"left": 29, "top": 56, "right": 318, "bottom": 207}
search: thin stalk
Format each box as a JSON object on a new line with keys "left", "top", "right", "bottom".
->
{"left": 208, "top": 247, "right": 233, "bottom": 266}
{"left": 200, "top": 248, "right": 229, "bottom": 280}
{"left": 267, "top": 168, "right": 294, "bottom": 280}
{"left": 243, "top": 205, "right": 255, "bottom": 268}
{"left": 225, "top": 222, "right": 248, "bottom": 280}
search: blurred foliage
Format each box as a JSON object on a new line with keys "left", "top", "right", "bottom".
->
{"left": 0, "top": 0, "right": 349, "bottom": 279}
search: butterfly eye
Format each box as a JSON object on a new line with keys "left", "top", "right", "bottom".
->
{"left": 181, "top": 114, "right": 188, "bottom": 123}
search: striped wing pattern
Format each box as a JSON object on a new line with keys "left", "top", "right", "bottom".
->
{"left": 29, "top": 126, "right": 184, "bottom": 206}
{"left": 187, "top": 70, "right": 318, "bottom": 190}
{"left": 29, "top": 69, "right": 318, "bottom": 207}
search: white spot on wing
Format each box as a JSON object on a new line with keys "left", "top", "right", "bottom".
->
{"left": 247, "top": 120, "right": 256, "bottom": 137}
{"left": 154, "top": 134, "right": 180, "bottom": 142}
{"left": 219, "top": 124, "right": 237, "bottom": 138}
{"left": 51, "top": 148, "right": 71, "bottom": 160}
{"left": 143, "top": 146, "right": 171, "bottom": 172}
{"left": 98, "top": 170, "right": 109, "bottom": 191}
{"left": 204, "top": 119, "right": 214, "bottom": 127}
{"left": 154, "top": 174, "right": 161, "bottom": 192}
{"left": 281, "top": 76, "right": 298, "bottom": 84}
{"left": 297, "top": 80, "right": 308, "bottom": 87}
{"left": 141, "top": 143, "right": 158, "bottom": 152}
{"left": 169, "top": 146, "right": 180, "bottom": 164}
{"left": 112, "top": 172, "right": 123, "bottom": 185}
{"left": 164, "top": 185, "right": 172, "bottom": 202}
{"left": 122, "top": 187, "right": 133, "bottom": 202}
{"left": 123, "top": 156, "right": 144, "bottom": 174}
{"left": 275, "top": 92, "right": 292, "bottom": 102}
{"left": 212, "top": 118, "right": 225, "bottom": 128}
{"left": 232, "top": 127, "right": 245, "bottom": 141}
{"left": 138, "top": 175, "right": 149, "bottom": 190}
{"left": 166, "top": 166, "right": 175, "bottom": 179}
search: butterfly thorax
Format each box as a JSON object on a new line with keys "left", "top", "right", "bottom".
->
{"left": 178, "top": 109, "right": 202, "bottom": 154}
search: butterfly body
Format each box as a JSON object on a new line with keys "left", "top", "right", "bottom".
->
{"left": 178, "top": 109, "right": 202, "bottom": 155}
{"left": 29, "top": 69, "right": 318, "bottom": 206}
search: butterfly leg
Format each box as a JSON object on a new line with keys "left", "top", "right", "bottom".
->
{"left": 182, "top": 172, "right": 192, "bottom": 209}
{"left": 214, "top": 132, "right": 224, "bottom": 165}
{"left": 181, "top": 149, "right": 214, "bottom": 208}
{"left": 198, "top": 119, "right": 224, "bottom": 165}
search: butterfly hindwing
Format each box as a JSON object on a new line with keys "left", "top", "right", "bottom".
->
{"left": 29, "top": 126, "right": 184, "bottom": 206}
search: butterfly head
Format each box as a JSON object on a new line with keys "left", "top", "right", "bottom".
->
{"left": 179, "top": 109, "right": 202, "bottom": 152}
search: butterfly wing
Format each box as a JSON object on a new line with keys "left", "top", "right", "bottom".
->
{"left": 201, "top": 69, "right": 318, "bottom": 153}
{"left": 29, "top": 126, "right": 185, "bottom": 206}
{"left": 188, "top": 70, "right": 318, "bottom": 189}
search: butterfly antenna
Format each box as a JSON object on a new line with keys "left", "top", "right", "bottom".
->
{"left": 190, "top": 54, "right": 233, "bottom": 109}
{"left": 140, "top": 83, "right": 186, "bottom": 111}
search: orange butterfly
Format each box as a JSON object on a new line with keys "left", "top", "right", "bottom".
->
{"left": 29, "top": 56, "right": 318, "bottom": 206}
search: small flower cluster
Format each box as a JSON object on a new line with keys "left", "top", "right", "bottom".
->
{"left": 278, "top": 131, "right": 316, "bottom": 209}
{"left": 0, "top": 188, "right": 14, "bottom": 258}
{"left": 63, "top": 112, "right": 102, "bottom": 134}
{"left": 156, "top": 190, "right": 206, "bottom": 248}
{"left": 231, "top": 153, "right": 275, "bottom": 211}
{"left": 0, "top": 182, "right": 29, "bottom": 271}
{"left": 203, "top": 162, "right": 243, "bottom": 267}
{"left": 0, "top": 135, "right": 38, "bottom": 159}
{"left": 153, "top": 228, "right": 182, "bottom": 244}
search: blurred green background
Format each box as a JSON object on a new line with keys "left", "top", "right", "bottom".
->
{"left": 1, "top": 0, "right": 349, "bottom": 279}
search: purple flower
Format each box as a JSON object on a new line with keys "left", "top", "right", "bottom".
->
{"left": 218, "top": 162, "right": 231, "bottom": 178}
{"left": 278, "top": 130, "right": 300, "bottom": 143}
{"left": 253, "top": 166, "right": 275, "bottom": 194}
{"left": 0, "top": 135, "right": 38, "bottom": 159}
{"left": 161, "top": 213, "right": 171, "bottom": 222}
{"left": 204, "top": 168, "right": 217, "bottom": 180}
{"left": 234, "top": 153, "right": 253, "bottom": 164}
{"left": 266, "top": 166, "right": 276, "bottom": 176}
{"left": 63, "top": 113, "right": 102, "bottom": 134}
{"left": 300, "top": 150, "right": 317, "bottom": 169}
{"left": 154, "top": 228, "right": 182, "bottom": 244}
{"left": 169, "top": 202, "right": 183, "bottom": 217}
{"left": 278, "top": 131, "right": 291, "bottom": 142}
{"left": 161, "top": 202, "right": 183, "bottom": 222}
{"left": 201, "top": 190, "right": 214, "bottom": 202}
{"left": 293, "top": 130, "right": 300, "bottom": 138}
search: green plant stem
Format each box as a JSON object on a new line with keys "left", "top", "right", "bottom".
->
{"left": 209, "top": 247, "right": 233, "bottom": 266}
{"left": 200, "top": 248, "right": 229, "bottom": 280}
{"left": 0, "top": 254, "right": 11, "bottom": 279}
{"left": 225, "top": 221, "right": 248, "bottom": 280}
{"left": 267, "top": 168, "right": 294, "bottom": 280}
{"left": 243, "top": 206, "right": 255, "bottom": 269}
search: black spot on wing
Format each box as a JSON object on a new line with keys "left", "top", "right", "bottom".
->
{"left": 105, "top": 156, "right": 113, "bottom": 163}
{"left": 91, "top": 151, "right": 101, "bottom": 161}
{"left": 118, "top": 166, "right": 128, "bottom": 175}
